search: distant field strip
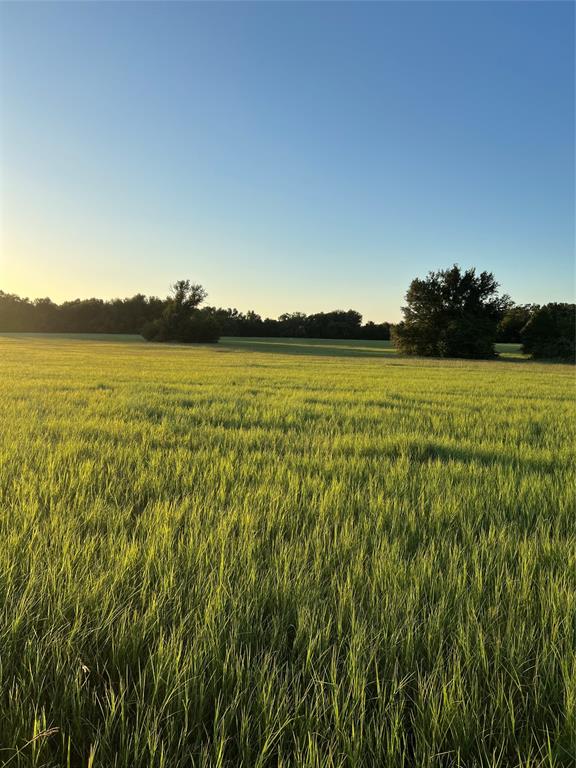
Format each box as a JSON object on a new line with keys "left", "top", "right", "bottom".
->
{"left": 0, "top": 336, "right": 574, "bottom": 767}
{"left": 0, "top": 333, "right": 526, "bottom": 358}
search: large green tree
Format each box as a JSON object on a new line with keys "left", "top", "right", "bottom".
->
{"left": 392, "top": 265, "right": 511, "bottom": 358}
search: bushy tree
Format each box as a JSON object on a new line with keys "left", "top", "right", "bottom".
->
{"left": 142, "top": 281, "right": 220, "bottom": 343}
{"left": 392, "top": 265, "right": 511, "bottom": 358}
{"left": 521, "top": 303, "right": 575, "bottom": 361}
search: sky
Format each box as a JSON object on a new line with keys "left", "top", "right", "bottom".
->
{"left": 0, "top": 1, "right": 574, "bottom": 322}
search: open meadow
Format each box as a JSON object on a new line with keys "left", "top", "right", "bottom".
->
{"left": 0, "top": 335, "right": 575, "bottom": 767}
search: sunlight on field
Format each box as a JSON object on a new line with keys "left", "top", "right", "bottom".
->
{"left": 0, "top": 336, "right": 574, "bottom": 767}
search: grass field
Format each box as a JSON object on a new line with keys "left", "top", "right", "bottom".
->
{"left": 0, "top": 334, "right": 526, "bottom": 359}
{"left": 0, "top": 335, "right": 574, "bottom": 767}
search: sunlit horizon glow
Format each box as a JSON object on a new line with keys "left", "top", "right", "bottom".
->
{"left": 1, "top": 1, "right": 574, "bottom": 324}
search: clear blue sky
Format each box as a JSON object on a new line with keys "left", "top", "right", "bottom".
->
{"left": 1, "top": 1, "right": 574, "bottom": 322}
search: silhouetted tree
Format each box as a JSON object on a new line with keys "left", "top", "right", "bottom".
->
{"left": 141, "top": 281, "right": 220, "bottom": 343}
{"left": 170, "top": 280, "right": 207, "bottom": 310}
{"left": 521, "top": 303, "right": 575, "bottom": 361}
{"left": 392, "top": 265, "right": 511, "bottom": 358}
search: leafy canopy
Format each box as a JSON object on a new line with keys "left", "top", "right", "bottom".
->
{"left": 393, "top": 265, "right": 511, "bottom": 358}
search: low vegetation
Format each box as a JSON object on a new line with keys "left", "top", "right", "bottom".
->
{"left": 0, "top": 335, "right": 574, "bottom": 767}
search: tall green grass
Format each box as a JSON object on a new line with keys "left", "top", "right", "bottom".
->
{"left": 0, "top": 336, "right": 574, "bottom": 767}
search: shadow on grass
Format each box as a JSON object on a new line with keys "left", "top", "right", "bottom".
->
{"left": 404, "top": 441, "right": 556, "bottom": 473}
{"left": 0, "top": 332, "right": 146, "bottom": 343}
{"left": 219, "top": 337, "right": 397, "bottom": 358}
{"left": 219, "top": 338, "right": 536, "bottom": 363}
{"left": 3, "top": 333, "right": 560, "bottom": 365}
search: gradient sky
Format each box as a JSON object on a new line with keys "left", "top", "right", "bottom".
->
{"left": 1, "top": 1, "right": 574, "bottom": 322}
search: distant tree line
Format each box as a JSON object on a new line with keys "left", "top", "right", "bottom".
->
{"left": 1, "top": 268, "right": 573, "bottom": 359}
{"left": 206, "top": 308, "right": 391, "bottom": 340}
{"left": 0, "top": 286, "right": 391, "bottom": 340}
{"left": 0, "top": 292, "right": 165, "bottom": 335}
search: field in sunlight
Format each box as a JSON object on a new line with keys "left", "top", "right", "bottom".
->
{"left": 0, "top": 335, "right": 574, "bottom": 767}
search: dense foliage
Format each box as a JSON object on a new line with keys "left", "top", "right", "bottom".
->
{"left": 393, "top": 265, "right": 511, "bottom": 358}
{"left": 1, "top": 336, "right": 574, "bottom": 767}
{"left": 0, "top": 289, "right": 391, "bottom": 340}
{"left": 497, "top": 304, "right": 538, "bottom": 343}
{"left": 0, "top": 291, "right": 165, "bottom": 334}
{"left": 141, "top": 281, "right": 221, "bottom": 343}
{"left": 521, "top": 303, "right": 576, "bottom": 361}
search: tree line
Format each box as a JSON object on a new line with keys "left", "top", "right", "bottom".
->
{"left": 1, "top": 267, "right": 574, "bottom": 360}
{"left": 0, "top": 286, "right": 392, "bottom": 340}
